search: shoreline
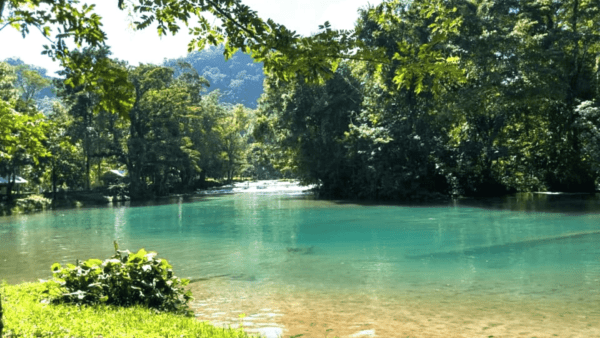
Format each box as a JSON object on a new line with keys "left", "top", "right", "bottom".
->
{"left": 0, "top": 179, "right": 301, "bottom": 217}
{"left": 187, "top": 277, "right": 600, "bottom": 338}
{"left": 3, "top": 184, "right": 599, "bottom": 218}
{"left": 3, "top": 278, "right": 600, "bottom": 337}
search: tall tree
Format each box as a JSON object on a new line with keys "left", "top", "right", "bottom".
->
{"left": 43, "top": 101, "right": 86, "bottom": 198}
{"left": 0, "top": 62, "right": 50, "bottom": 200}
{"left": 14, "top": 65, "right": 51, "bottom": 103}
{"left": 255, "top": 63, "right": 363, "bottom": 196}
{"left": 56, "top": 47, "right": 133, "bottom": 189}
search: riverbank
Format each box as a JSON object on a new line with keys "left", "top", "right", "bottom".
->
{"left": 0, "top": 195, "right": 53, "bottom": 216}
{"left": 3, "top": 192, "right": 600, "bottom": 337}
{"left": 187, "top": 277, "right": 600, "bottom": 338}
{"left": 0, "top": 282, "right": 253, "bottom": 338}
{"left": 0, "top": 179, "right": 309, "bottom": 217}
{"left": 0, "top": 192, "right": 130, "bottom": 216}
{"left": 5, "top": 278, "right": 598, "bottom": 338}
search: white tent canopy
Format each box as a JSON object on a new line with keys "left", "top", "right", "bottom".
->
{"left": 0, "top": 176, "right": 28, "bottom": 184}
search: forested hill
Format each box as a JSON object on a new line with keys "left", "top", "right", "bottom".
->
{"left": 3, "top": 45, "right": 265, "bottom": 111}
{"left": 163, "top": 45, "right": 264, "bottom": 108}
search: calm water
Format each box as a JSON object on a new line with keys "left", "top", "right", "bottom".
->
{"left": 2, "top": 184, "right": 600, "bottom": 337}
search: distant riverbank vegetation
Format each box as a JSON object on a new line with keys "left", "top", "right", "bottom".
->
{"left": 1, "top": 47, "right": 280, "bottom": 206}
{"left": 2, "top": 0, "right": 600, "bottom": 206}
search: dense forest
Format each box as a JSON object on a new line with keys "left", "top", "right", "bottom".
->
{"left": 253, "top": 0, "right": 600, "bottom": 198}
{"left": 0, "top": 46, "right": 272, "bottom": 200}
{"left": 1, "top": 0, "right": 600, "bottom": 202}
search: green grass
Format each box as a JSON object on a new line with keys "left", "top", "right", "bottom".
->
{"left": 1, "top": 282, "right": 254, "bottom": 338}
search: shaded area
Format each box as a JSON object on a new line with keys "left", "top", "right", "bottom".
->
{"left": 458, "top": 193, "right": 600, "bottom": 214}
{"left": 286, "top": 246, "right": 315, "bottom": 255}
{"left": 322, "top": 192, "right": 600, "bottom": 214}
{"left": 406, "top": 229, "right": 600, "bottom": 260}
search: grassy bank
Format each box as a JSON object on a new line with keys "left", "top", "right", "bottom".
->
{"left": 0, "top": 192, "right": 126, "bottom": 216}
{"left": 0, "top": 195, "right": 53, "bottom": 216}
{"left": 0, "top": 282, "right": 253, "bottom": 338}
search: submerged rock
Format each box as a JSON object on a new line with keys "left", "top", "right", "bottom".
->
{"left": 350, "top": 329, "right": 376, "bottom": 337}
{"left": 246, "top": 327, "right": 283, "bottom": 338}
{"left": 286, "top": 246, "right": 315, "bottom": 255}
{"left": 230, "top": 274, "right": 256, "bottom": 282}
{"left": 188, "top": 274, "right": 231, "bottom": 283}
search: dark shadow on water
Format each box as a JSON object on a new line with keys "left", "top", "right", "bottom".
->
{"left": 31, "top": 190, "right": 600, "bottom": 217}
{"left": 35, "top": 195, "right": 220, "bottom": 215}
{"left": 457, "top": 192, "right": 600, "bottom": 214}
{"left": 299, "top": 192, "right": 600, "bottom": 214}
{"left": 406, "top": 229, "right": 600, "bottom": 260}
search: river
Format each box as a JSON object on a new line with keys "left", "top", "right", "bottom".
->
{"left": 1, "top": 181, "right": 600, "bottom": 337}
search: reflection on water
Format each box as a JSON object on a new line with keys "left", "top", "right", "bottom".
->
{"left": 461, "top": 191, "right": 600, "bottom": 214}
{"left": 1, "top": 185, "right": 600, "bottom": 337}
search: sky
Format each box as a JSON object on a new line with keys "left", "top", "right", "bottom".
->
{"left": 0, "top": 0, "right": 380, "bottom": 76}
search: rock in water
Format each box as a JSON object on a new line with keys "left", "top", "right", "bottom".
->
{"left": 286, "top": 246, "right": 314, "bottom": 255}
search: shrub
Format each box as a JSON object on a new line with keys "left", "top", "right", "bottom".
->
{"left": 106, "top": 182, "right": 130, "bottom": 198}
{"left": 43, "top": 241, "right": 193, "bottom": 315}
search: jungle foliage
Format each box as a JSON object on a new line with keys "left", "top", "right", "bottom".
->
{"left": 254, "top": 0, "right": 600, "bottom": 198}
{"left": 2, "top": 0, "right": 600, "bottom": 200}
{"left": 0, "top": 48, "right": 261, "bottom": 200}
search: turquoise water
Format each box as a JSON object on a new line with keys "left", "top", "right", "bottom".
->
{"left": 2, "top": 190, "right": 600, "bottom": 336}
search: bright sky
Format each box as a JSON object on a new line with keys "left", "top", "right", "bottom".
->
{"left": 0, "top": 0, "right": 380, "bottom": 76}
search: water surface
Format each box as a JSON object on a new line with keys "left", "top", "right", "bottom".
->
{"left": 1, "top": 185, "right": 600, "bottom": 337}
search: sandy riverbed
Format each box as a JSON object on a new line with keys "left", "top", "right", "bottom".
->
{"left": 187, "top": 277, "right": 600, "bottom": 338}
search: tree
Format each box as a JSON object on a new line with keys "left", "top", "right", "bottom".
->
{"left": 56, "top": 47, "right": 133, "bottom": 189}
{"left": 42, "top": 100, "right": 86, "bottom": 198}
{"left": 14, "top": 65, "right": 51, "bottom": 103}
{"left": 122, "top": 62, "right": 214, "bottom": 196}
{"left": 217, "top": 104, "right": 250, "bottom": 182}
{"left": 0, "top": 62, "right": 50, "bottom": 200}
{"left": 255, "top": 63, "right": 363, "bottom": 196}
{"left": 0, "top": 0, "right": 106, "bottom": 89}
{"left": 443, "top": 0, "right": 600, "bottom": 193}
{"left": 3, "top": 0, "right": 466, "bottom": 91}
{"left": 187, "top": 90, "right": 229, "bottom": 186}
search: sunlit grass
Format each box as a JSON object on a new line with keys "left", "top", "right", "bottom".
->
{"left": 1, "top": 282, "right": 253, "bottom": 338}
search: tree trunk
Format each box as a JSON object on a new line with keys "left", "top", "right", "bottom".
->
{"left": 199, "top": 171, "right": 206, "bottom": 188}
{"left": 6, "top": 171, "right": 14, "bottom": 202}
{"left": 96, "top": 160, "right": 101, "bottom": 187}
{"left": 52, "top": 162, "right": 57, "bottom": 201}
{"left": 85, "top": 97, "right": 92, "bottom": 191}
{"left": 0, "top": 0, "right": 6, "bottom": 19}
{"left": 86, "top": 154, "right": 91, "bottom": 190}
{"left": 126, "top": 162, "right": 143, "bottom": 199}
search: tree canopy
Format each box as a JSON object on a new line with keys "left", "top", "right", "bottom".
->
{"left": 2, "top": 0, "right": 600, "bottom": 201}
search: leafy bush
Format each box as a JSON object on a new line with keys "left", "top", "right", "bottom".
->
{"left": 106, "top": 182, "right": 130, "bottom": 198}
{"left": 43, "top": 242, "right": 193, "bottom": 315}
